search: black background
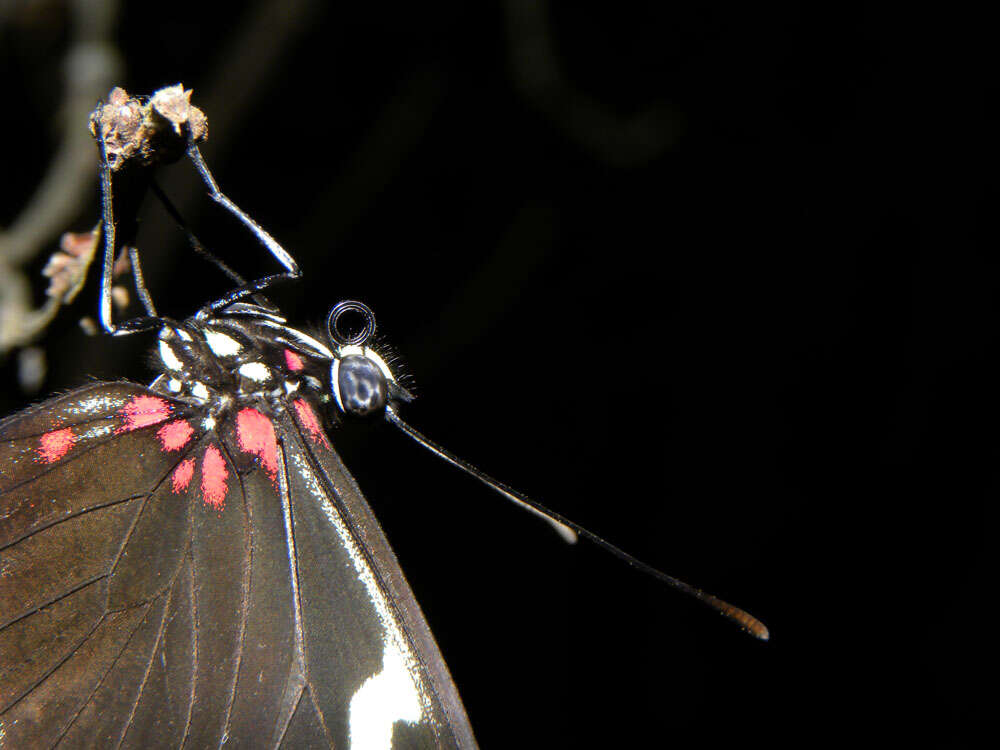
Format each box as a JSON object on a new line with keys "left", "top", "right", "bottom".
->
{"left": 1, "top": 2, "right": 994, "bottom": 747}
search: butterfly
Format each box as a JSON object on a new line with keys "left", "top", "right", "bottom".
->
{"left": 0, "top": 85, "right": 765, "bottom": 749}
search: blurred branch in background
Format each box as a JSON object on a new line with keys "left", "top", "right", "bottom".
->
{"left": 504, "top": 0, "right": 678, "bottom": 167}
{"left": 0, "top": 0, "right": 120, "bottom": 354}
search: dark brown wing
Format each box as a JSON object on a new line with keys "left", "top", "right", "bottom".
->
{"left": 0, "top": 384, "right": 476, "bottom": 748}
{"left": 1, "top": 383, "right": 208, "bottom": 746}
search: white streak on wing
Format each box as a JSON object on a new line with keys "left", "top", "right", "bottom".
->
{"left": 287, "top": 451, "right": 430, "bottom": 744}
{"left": 349, "top": 640, "right": 422, "bottom": 750}
{"left": 204, "top": 329, "right": 242, "bottom": 357}
{"left": 159, "top": 340, "right": 183, "bottom": 371}
{"left": 191, "top": 382, "right": 209, "bottom": 400}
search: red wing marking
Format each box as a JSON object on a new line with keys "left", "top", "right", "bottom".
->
{"left": 236, "top": 407, "right": 279, "bottom": 483}
{"left": 116, "top": 395, "right": 173, "bottom": 433}
{"left": 36, "top": 427, "right": 76, "bottom": 463}
{"left": 201, "top": 444, "right": 229, "bottom": 509}
{"left": 284, "top": 348, "right": 305, "bottom": 372}
{"left": 293, "top": 399, "right": 331, "bottom": 449}
{"left": 171, "top": 457, "right": 196, "bottom": 493}
{"left": 157, "top": 420, "right": 195, "bottom": 451}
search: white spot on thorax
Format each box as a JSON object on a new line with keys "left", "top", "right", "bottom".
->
{"left": 238, "top": 362, "right": 271, "bottom": 382}
{"left": 203, "top": 416, "right": 216, "bottom": 430}
{"left": 350, "top": 639, "right": 423, "bottom": 750}
{"left": 204, "top": 329, "right": 242, "bottom": 357}
{"left": 159, "top": 340, "right": 183, "bottom": 371}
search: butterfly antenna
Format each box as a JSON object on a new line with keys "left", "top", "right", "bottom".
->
{"left": 386, "top": 407, "right": 769, "bottom": 640}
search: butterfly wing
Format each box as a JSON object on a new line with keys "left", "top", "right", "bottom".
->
{"left": 279, "top": 397, "right": 476, "bottom": 749}
{"left": 0, "top": 384, "right": 475, "bottom": 748}
{"left": 1, "top": 383, "right": 208, "bottom": 746}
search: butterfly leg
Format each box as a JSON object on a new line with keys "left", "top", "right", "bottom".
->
{"left": 185, "top": 141, "right": 302, "bottom": 315}
{"left": 97, "top": 138, "right": 164, "bottom": 335}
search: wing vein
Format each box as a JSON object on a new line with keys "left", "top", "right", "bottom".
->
{"left": 272, "top": 687, "right": 305, "bottom": 749}
{"left": 1, "top": 416, "right": 206, "bottom": 552}
{"left": 0, "top": 574, "right": 108, "bottom": 633}
{"left": 0, "top": 608, "right": 108, "bottom": 715}
{"left": 53, "top": 598, "right": 162, "bottom": 748}
{"left": 0, "top": 404, "right": 201, "bottom": 499}
{"left": 215, "top": 439, "right": 254, "bottom": 747}
{"left": 104, "top": 433, "right": 209, "bottom": 597}
{"left": 271, "top": 437, "right": 324, "bottom": 747}
{"left": 114, "top": 585, "right": 175, "bottom": 750}
{"left": 179, "top": 554, "right": 198, "bottom": 749}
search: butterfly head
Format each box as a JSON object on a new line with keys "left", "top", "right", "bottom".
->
{"left": 325, "top": 300, "right": 413, "bottom": 419}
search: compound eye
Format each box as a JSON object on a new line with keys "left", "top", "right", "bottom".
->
{"left": 336, "top": 355, "right": 388, "bottom": 417}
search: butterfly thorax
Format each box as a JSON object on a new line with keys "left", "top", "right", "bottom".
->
{"left": 150, "top": 307, "right": 334, "bottom": 424}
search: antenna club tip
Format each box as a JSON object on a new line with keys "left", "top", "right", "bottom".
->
{"left": 739, "top": 615, "right": 769, "bottom": 641}
{"left": 717, "top": 601, "right": 769, "bottom": 641}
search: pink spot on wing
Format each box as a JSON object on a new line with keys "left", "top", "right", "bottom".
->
{"left": 294, "top": 399, "right": 330, "bottom": 448}
{"left": 284, "top": 348, "right": 305, "bottom": 372}
{"left": 200, "top": 444, "right": 229, "bottom": 509}
{"left": 157, "top": 420, "right": 194, "bottom": 451}
{"left": 236, "top": 408, "right": 279, "bottom": 483}
{"left": 36, "top": 427, "right": 75, "bottom": 463}
{"left": 117, "top": 395, "right": 172, "bottom": 433}
{"left": 171, "top": 457, "right": 195, "bottom": 493}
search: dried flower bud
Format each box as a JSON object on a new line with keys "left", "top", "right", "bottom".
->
{"left": 42, "top": 228, "right": 100, "bottom": 303}
{"left": 89, "top": 84, "right": 208, "bottom": 171}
